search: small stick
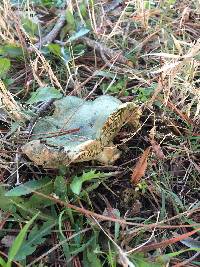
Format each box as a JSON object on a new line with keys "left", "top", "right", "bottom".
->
{"left": 28, "top": 10, "right": 66, "bottom": 52}
{"left": 56, "top": 36, "right": 129, "bottom": 65}
{"left": 81, "top": 36, "right": 128, "bottom": 65}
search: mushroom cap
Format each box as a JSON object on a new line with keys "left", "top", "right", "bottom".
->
{"left": 22, "top": 95, "right": 141, "bottom": 167}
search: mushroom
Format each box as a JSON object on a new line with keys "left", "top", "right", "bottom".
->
{"left": 22, "top": 95, "right": 141, "bottom": 168}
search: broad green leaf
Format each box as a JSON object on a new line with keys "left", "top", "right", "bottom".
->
{"left": 80, "top": 2, "right": 87, "bottom": 18}
{"left": 15, "top": 220, "right": 54, "bottom": 260}
{"left": 0, "top": 45, "right": 23, "bottom": 58}
{"left": 24, "top": 181, "right": 54, "bottom": 209}
{"left": 0, "top": 256, "right": 6, "bottom": 266}
{"left": 5, "top": 177, "right": 51, "bottom": 197}
{"left": 58, "top": 165, "right": 68, "bottom": 176}
{"left": 73, "top": 44, "right": 86, "bottom": 55}
{"left": 21, "top": 16, "right": 39, "bottom": 37}
{"left": 101, "top": 79, "right": 126, "bottom": 94}
{"left": 54, "top": 175, "right": 67, "bottom": 197}
{"left": 13, "top": 199, "right": 54, "bottom": 222}
{"left": 87, "top": 249, "right": 102, "bottom": 267}
{"left": 65, "top": 8, "right": 76, "bottom": 30}
{"left": 0, "top": 186, "right": 23, "bottom": 212}
{"left": 131, "top": 253, "right": 163, "bottom": 267}
{"left": 83, "top": 231, "right": 100, "bottom": 266}
{"left": 26, "top": 86, "right": 63, "bottom": 104}
{"left": 85, "top": 235, "right": 102, "bottom": 267}
{"left": 48, "top": 44, "right": 62, "bottom": 57}
{"left": 0, "top": 58, "right": 11, "bottom": 78}
{"left": 67, "top": 28, "right": 90, "bottom": 42}
{"left": 70, "top": 170, "right": 102, "bottom": 195}
{"left": 136, "top": 83, "right": 156, "bottom": 102}
{"left": 7, "top": 213, "right": 39, "bottom": 267}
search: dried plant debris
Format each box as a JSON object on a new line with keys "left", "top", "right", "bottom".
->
{"left": 22, "top": 95, "right": 141, "bottom": 168}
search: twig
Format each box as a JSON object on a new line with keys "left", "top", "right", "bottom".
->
{"left": 173, "top": 251, "right": 200, "bottom": 267}
{"left": 31, "top": 190, "right": 200, "bottom": 229}
{"left": 28, "top": 10, "right": 66, "bottom": 52}
{"left": 99, "top": 48, "right": 125, "bottom": 73}
{"left": 135, "top": 227, "right": 200, "bottom": 253}
{"left": 81, "top": 36, "right": 128, "bottom": 65}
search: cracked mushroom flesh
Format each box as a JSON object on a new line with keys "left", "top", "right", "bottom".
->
{"left": 22, "top": 95, "right": 141, "bottom": 168}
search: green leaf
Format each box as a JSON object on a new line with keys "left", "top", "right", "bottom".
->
{"left": 0, "top": 45, "right": 23, "bottom": 58}
{"left": 59, "top": 234, "right": 73, "bottom": 267}
{"left": 24, "top": 181, "right": 54, "bottom": 210}
{"left": 70, "top": 170, "right": 102, "bottom": 195}
{"left": 80, "top": 2, "right": 87, "bottom": 18}
{"left": 136, "top": 83, "right": 157, "bottom": 102}
{"left": 67, "top": 28, "right": 90, "bottom": 42}
{"left": 58, "top": 210, "right": 66, "bottom": 239}
{"left": 54, "top": 175, "right": 67, "bottom": 197}
{"left": 15, "top": 220, "right": 54, "bottom": 260}
{"left": 26, "top": 86, "right": 63, "bottom": 104}
{"left": 0, "top": 58, "right": 11, "bottom": 78}
{"left": 87, "top": 249, "right": 102, "bottom": 267}
{"left": 101, "top": 79, "right": 126, "bottom": 94}
{"left": 7, "top": 213, "right": 39, "bottom": 267}
{"left": 60, "top": 47, "right": 71, "bottom": 63}
{"left": 167, "top": 0, "right": 176, "bottom": 4}
{"left": 0, "top": 186, "right": 23, "bottom": 212}
{"left": 5, "top": 177, "right": 51, "bottom": 197}
{"left": 11, "top": 121, "right": 21, "bottom": 132}
{"left": 48, "top": 44, "right": 62, "bottom": 57}
{"left": 157, "top": 248, "right": 200, "bottom": 263}
{"left": 0, "top": 256, "right": 6, "bottom": 266}
{"left": 71, "top": 235, "right": 95, "bottom": 256}
{"left": 21, "top": 16, "right": 39, "bottom": 37}
{"left": 65, "top": 8, "right": 76, "bottom": 30}
{"left": 131, "top": 253, "right": 163, "bottom": 267}
{"left": 114, "top": 209, "right": 120, "bottom": 241}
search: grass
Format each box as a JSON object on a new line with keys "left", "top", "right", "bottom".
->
{"left": 0, "top": 0, "right": 200, "bottom": 266}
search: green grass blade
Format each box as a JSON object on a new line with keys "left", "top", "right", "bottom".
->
{"left": 6, "top": 213, "right": 39, "bottom": 266}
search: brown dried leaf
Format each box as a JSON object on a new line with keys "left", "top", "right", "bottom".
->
{"left": 149, "top": 126, "right": 156, "bottom": 140}
{"left": 131, "top": 147, "right": 151, "bottom": 185}
{"left": 136, "top": 227, "right": 200, "bottom": 253}
{"left": 150, "top": 139, "right": 165, "bottom": 160}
